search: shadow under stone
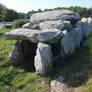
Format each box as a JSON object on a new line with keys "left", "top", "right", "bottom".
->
{"left": 15, "top": 40, "right": 37, "bottom": 72}
{"left": 50, "top": 46, "right": 92, "bottom": 87}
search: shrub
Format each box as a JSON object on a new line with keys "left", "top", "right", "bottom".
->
{"left": 13, "top": 19, "right": 30, "bottom": 28}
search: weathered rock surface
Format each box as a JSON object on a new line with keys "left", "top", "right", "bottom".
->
{"left": 30, "top": 10, "right": 80, "bottom": 23}
{"left": 81, "top": 17, "right": 92, "bottom": 37}
{"left": 60, "top": 17, "right": 92, "bottom": 57}
{"left": 34, "top": 43, "right": 53, "bottom": 75}
{"left": 36, "top": 29, "right": 63, "bottom": 43}
{"left": 22, "top": 23, "right": 32, "bottom": 28}
{"left": 9, "top": 41, "right": 23, "bottom": 64}
{"left": 61, "top": 26, "right": 82, "bottom": 57}
{"left": 70, "top": 28, "right": 82, "bottom": 48}
{"left": 22, "top": 20, "right": 73, "bottom": 30}
{"left": 61, "top": 31, "right": 76, "bottom": 57}
{"left": 74, "top": 22, "right": 83, "bottom": 46}
{"left": 5, "top": 28, "right": 63, "bottom": 43}
{"left": 51, "top": 76, "right": 68, "bottom": 92}
{"left": 22, "top": 22, "right": 39, "bottom": 29}
{"left": 39, "top": 20, "right": 73, "bottom": 30}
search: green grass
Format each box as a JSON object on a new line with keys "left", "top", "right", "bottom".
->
{"left": 0, "top": 28, "right": 92, "bottom": 92}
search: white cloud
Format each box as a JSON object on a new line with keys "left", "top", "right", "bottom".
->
{"left": 0, "top": 0, "right": 31, "bottom": 13}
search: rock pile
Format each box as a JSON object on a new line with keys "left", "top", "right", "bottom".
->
{"left": 5, "top": 10, "right": 92, "bottom": 75}
{"left": 51, "top": 76, "right": 68, "bottom": 92}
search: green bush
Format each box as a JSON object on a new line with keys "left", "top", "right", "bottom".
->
{"left": 13, "top": 19, "right": 30, "bottom": 28}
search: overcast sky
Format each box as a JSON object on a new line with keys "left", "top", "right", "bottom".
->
{"left": 0, "top": 0, "right": 92, "bottom": 13}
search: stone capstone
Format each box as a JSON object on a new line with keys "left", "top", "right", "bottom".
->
{"left": 22, "top": 20, "right": 73, "bottom": 30}
{"left": 34, "top": 43, "right": 53, "bottom": 75}
{"left": 30, "top": 10, "right": 80, "bottom": 23}
{"left": 5, "top": 28, "right": 63, "bottom": 43}
{"left": 38, "top": 20, "right": 73, "bottom": 30}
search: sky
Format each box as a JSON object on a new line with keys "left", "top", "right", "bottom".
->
{"left": 0, "top": 0, "right": 92, "bottom": 13}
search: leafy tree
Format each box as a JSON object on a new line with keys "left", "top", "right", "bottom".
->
{"left": 18, "top": 12, "right": 26, "bottom": 19}
{"left": 44, "top": 9, "right": 52, "bottom": 11}
{"left": 38, "top": 8, "right": 42, "bottom": 12}
{"left": 0, "top": 3, "right": 6, "bottom": 14}
{"left": 0, "top": 3, "right": 6, "bottom": 21}
{"left": 26, "top": 10, "right": 36, "bottom": 19}
{"left": 2, "top": 9, "right": 19, "bottom": 21}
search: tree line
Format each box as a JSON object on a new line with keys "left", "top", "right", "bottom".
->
{"left": 0, "top": 3, "right": 92, "bottom": 22}
{"left": 0, "top": 4, "right": 26, "bottom": 21}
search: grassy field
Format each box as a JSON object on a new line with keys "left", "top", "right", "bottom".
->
{"left": 0, "top": 28, "right": 92, "bottom": 92}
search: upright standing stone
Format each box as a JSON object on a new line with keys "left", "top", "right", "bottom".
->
{"left": 60, "top": 31, "right": 76, "bottom": 57}
{"left": 34, "top": 43, "right": 53, "bottom": 75}
{"left": 81, "top": 17, "right": 92, "bottom": 37}
{"left": 60, "top": 22, "right": 83, "bottom": 57}
{"left": 70, "top": 28, "right": 82, "bottom": 48}
{"left": 9, "top": 41, "right": 23, "bottom": 64}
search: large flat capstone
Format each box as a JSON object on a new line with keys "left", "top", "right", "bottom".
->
{"left": 30, "top": 10, "right": 80, "bottom": 23}
{"left": 5, "top": 28, "right": 63, "bottom": 43}
{"left": 22, "top": 20, "right": 73, "bottom": 30}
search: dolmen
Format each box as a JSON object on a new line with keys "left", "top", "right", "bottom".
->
{"left": 5, "top": 10, "right": 92, "bottom": 76}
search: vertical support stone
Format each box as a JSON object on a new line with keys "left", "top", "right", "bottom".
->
{"left": 34, "top": 43, "right": 53, "bottom": 75}
{"left": 60, "top": 31, "right": 76, "bottom": 58}
{"left": 81, "top": 17, "right": 92, "bottom": 38}
{"left": 9, "top": 41, "right": 23, "bottom": 64}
